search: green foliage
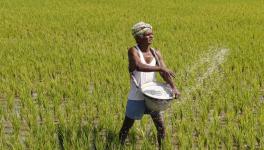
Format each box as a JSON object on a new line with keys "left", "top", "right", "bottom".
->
{"left": 0, "top": 0, "right": 263, "bottom": 149}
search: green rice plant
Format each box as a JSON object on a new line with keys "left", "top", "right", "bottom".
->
{"left": 0, "top": 0, "right": 264, "bottom": 148}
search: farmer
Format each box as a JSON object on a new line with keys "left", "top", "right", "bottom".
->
{"left": 119, "top": 22, "right": 180, "bottom": 147}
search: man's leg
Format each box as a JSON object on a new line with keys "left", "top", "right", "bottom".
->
{"left": 119, "top": 116, "right": 135, "bottom": 145}
{"left": 150, "top": 112, "right": 165, "bottom": 148}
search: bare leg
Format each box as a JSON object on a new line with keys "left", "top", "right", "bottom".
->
{"left": 119, "top": 116, "right": 135, "bottom": 145}
{"left": 151, "top": 112, "right": 165, "bottom": 148}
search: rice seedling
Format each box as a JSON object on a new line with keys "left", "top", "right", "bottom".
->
{"left": 0, "top": 0, "right": 263, "bottom": 149}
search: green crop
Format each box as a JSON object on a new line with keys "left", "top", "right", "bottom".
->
{"left": 0, "top": 0, "right": 263, "bottom": 149}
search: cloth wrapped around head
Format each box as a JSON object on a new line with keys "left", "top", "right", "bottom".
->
{"left": 131, "top": 22, "right": 152, "bottom": 38}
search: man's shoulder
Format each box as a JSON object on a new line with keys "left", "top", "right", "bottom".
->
{"left": 150, "top": 47, "right": 160, "bottom": 52}
{"left": 128, "top": 46, "right": 137, "bottom": 53}
{"left": 151, "top": 48, "right": 162, "bottom": 59}
{"left": 151, "top": 47, "right": 161, "bottom": 54}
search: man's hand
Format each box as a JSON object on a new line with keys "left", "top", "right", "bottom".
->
{"left": 160, "top": 67, "right": 175, "bottom": 79}
{"left": 171, "top": 88, "right": 180, "bottom": 99}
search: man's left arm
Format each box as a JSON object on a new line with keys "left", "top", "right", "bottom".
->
{"left": 156, "top": 50, "right": 180, "bottom": 98}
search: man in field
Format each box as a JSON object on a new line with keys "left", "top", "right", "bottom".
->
{"left": 119, "top": 22, "right": 180, "bottom": 148}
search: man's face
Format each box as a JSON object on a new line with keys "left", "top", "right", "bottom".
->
{"left": 142, "top": 29, "right": 154, "bottom": 44}
{"left": 136, "top": 29, "right": 154, "bottom": 45}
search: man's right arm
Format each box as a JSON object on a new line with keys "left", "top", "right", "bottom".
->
{"left": 128, "top": 47, "right": 162, "bottom": 72}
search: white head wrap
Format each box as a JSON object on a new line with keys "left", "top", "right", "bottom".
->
{"left": 131, "top": 22, "right": 152, "bottom": 38}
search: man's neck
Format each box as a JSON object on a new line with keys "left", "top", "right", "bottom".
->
{"left": 137, "top": 44, "right": 151, "bottom": 52}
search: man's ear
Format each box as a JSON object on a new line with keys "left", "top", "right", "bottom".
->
{"left": 135, "top": 36, "right": 142, "bottom": 43}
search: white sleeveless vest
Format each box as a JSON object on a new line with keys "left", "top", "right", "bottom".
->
{"left": 128, "top": 46, "right": 157, "bottom": 100}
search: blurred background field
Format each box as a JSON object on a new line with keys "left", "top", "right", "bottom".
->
{"left": 0, "top": 0, "right": 263, "bottom": 149}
